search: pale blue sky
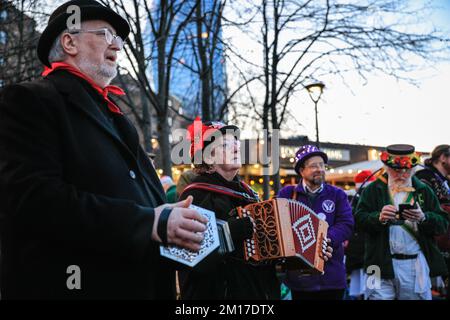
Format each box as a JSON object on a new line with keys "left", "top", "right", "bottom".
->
{"left": 308, "top": 0, "right": 450, "bottom": 152}
{"left": 227, "top": 0, "right": 450, "bottom": 153}
{"left": 41, "top": 0, "right": 449, "bottom": 152}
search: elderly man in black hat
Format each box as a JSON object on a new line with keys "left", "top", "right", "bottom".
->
{"left": 355, "top": 144, "right": 448, "bottom": 300}
{"left": 0, "top": 0, "right": 207, "bottom": 299}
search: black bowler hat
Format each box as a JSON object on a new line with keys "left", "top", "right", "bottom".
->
{"left": 37, "top": 0, "right": 130, "bottom": 67}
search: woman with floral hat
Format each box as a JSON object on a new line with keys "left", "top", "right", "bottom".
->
{"left": 178, "top": 118, "right": 280, "bottom": 300}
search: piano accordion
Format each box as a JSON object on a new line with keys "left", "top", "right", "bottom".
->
{"left": 237, "top": 198, "right": 329, "bottom": 274}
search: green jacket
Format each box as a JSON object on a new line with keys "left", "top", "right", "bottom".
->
{"left": 355, "top": 175, "right": 449, "bottom": 279}
{"left": 165, "top": 185, "right": 177, "bottom": 204}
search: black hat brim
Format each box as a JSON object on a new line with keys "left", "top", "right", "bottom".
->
{"left": 38, "top": 5, "right": 130, "bottom": 67}
{"left": 202, "top": 125, "right": 240, "bottom": 146}
{"left": 191, "top": 125, "right": 240, "bottom": 161}
{"left": 217, "top": 125, "right": 240, "bottom": 137}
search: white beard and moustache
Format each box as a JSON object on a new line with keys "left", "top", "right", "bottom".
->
{"left": 78, "top": 57, "right": 117, "bottom": 86}
{"left": 388, "top": 176, "right": 413, "bottom": 190}
{"left": 387, "top": 166, "right": 416, "bottom": 190}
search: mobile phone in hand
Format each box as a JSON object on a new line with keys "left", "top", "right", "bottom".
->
{"left": 397, "top": 203, "right": 417, "bottom": 220}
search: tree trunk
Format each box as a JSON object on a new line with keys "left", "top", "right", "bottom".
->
{"left": 261, "top": 0, "right": 270, "bottom": 200}
{"left": 141, "top": 88, "right": 152, "bottom": 153}
{"left": 261, "top": 118, "right": 270, "bottom": 200}
{"left": 270, "top": 124, "right": 281, "bottom": 195}
{"left": 158, "top": 114, "right": 172, "bottom": 177}
{"left": 196, "top": 0, "right": 212, "bottom": 121}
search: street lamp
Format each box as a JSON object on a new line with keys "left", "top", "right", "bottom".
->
{"left": 305, "top": 82, "right": 325, "bottom": 148}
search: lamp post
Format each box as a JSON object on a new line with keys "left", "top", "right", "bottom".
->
{"left": 305, "top": 82, "right": 325, "bottom": 148}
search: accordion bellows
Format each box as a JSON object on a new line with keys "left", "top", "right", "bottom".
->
{"left": 237, "top": 198, "right": 329, "bottom": 274}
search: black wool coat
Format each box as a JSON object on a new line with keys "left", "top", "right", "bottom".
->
{"left": 0, "top": 70, "right": 174, "bottom": 299}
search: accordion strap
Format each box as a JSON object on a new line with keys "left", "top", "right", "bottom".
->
{"left": 240, "top": 181, "right": 260, "bottom": 201}
{"left": 182, "top": 182, "right": 259, "bottom": 202}
{"left": 291, "top": 188, "right": 298, "bottom": 200}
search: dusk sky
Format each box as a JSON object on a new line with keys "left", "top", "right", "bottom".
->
{"left": 300, "top": 0, "right": 450, "bottom": 152}
{"left": 40, "top": 0, "right": 449, "bottom": 153}
{"left": 226, "top": 0, "right": 450, "bottom": 153}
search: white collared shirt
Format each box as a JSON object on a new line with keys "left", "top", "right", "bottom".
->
{"left": 388, "top": 179, "right": 420, "bottom": 255}
{"left": 302, "top": 180, "right": 324, "bottom": 194}
{"left": 388, "top": 179, "right": 430, "bottom": 293}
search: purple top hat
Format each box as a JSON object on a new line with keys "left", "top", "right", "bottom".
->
{"left": 294, "top": 145, "right": 328, "bottom": 174}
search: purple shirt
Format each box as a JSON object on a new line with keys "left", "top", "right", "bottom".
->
{"left": 278, "top": 181, "right": 354, "bottom": 292}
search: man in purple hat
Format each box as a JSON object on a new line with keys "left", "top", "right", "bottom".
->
{"left": 278, "top": 145, "right": 354, "bottom": 300}
{"left": 0, "top": 0, "right": 207, "bottom": 299}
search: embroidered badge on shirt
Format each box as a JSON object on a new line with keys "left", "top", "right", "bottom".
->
{"left": 322, "top": 200, "right": 335, "bottom": 213}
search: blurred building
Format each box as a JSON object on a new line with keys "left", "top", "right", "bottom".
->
{"left": 171, "top": 135, "right": 430, "bottom": 196}
{"left": 239, "top": 136, "right": 429, "bottom": 195}
{"left": 0, "top": 0, "right": 41, "bottom": 88}
{"left": 146, "top": 0, "right": 227, "bottom": 120}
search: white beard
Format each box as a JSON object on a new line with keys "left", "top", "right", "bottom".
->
{"left": 386, "top": 166, "right": 417, "bottom": 190}
{"left": 388, "top": 176, "right": 413, "bottom": 190}
{"left": 78, "top": 57, "right": 117, "bottom": 87}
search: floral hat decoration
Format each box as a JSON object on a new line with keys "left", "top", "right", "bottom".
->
{"left": 380, "top": 144, "right": 421, "bottom": 169}
{"left": 186, "top": 116, "right": 239, "bottom": 161}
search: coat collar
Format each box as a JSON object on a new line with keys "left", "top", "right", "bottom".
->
{"left": 45, "top": 71, "right": 164, "bottom": 203}
{"left": 42, "top": 62, "right": 124, "bottom": 115}
{"left": 197, "top": 172, "right": 241, "bottom": 189}
{"left": 46, "top": 70, "right": 125, "bottom": 145}
{"left": 46, "top": 70, "right": 140, "bottom": 155}
{"left": 295, "top": 179, "right": 325, "bottom": 195}
{"left": 426, "top": 164, "right": 449, "bottom": 182}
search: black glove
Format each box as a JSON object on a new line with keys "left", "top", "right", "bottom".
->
{"left": 227, "top": 216, "right": 254, "bottom": 244}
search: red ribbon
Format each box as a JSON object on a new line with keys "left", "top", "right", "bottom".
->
{"left": 187, "top": 116, "right": 206, "bottom": 157}
{"left": 42, "top": 62, "right": 125, "bottom": 115}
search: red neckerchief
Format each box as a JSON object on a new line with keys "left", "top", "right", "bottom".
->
{"left": 42, "top": 62, "right": 125, "bottom": 115}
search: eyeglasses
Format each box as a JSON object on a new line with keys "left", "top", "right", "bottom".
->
{"left": 68, "top": 28, "right": 124, "bottom": 50}
{"left": 304, "top": 162, "right": 326, "bottom": 170}
{"left": 220, "top": 139, "right": 240, "bottom": 149}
